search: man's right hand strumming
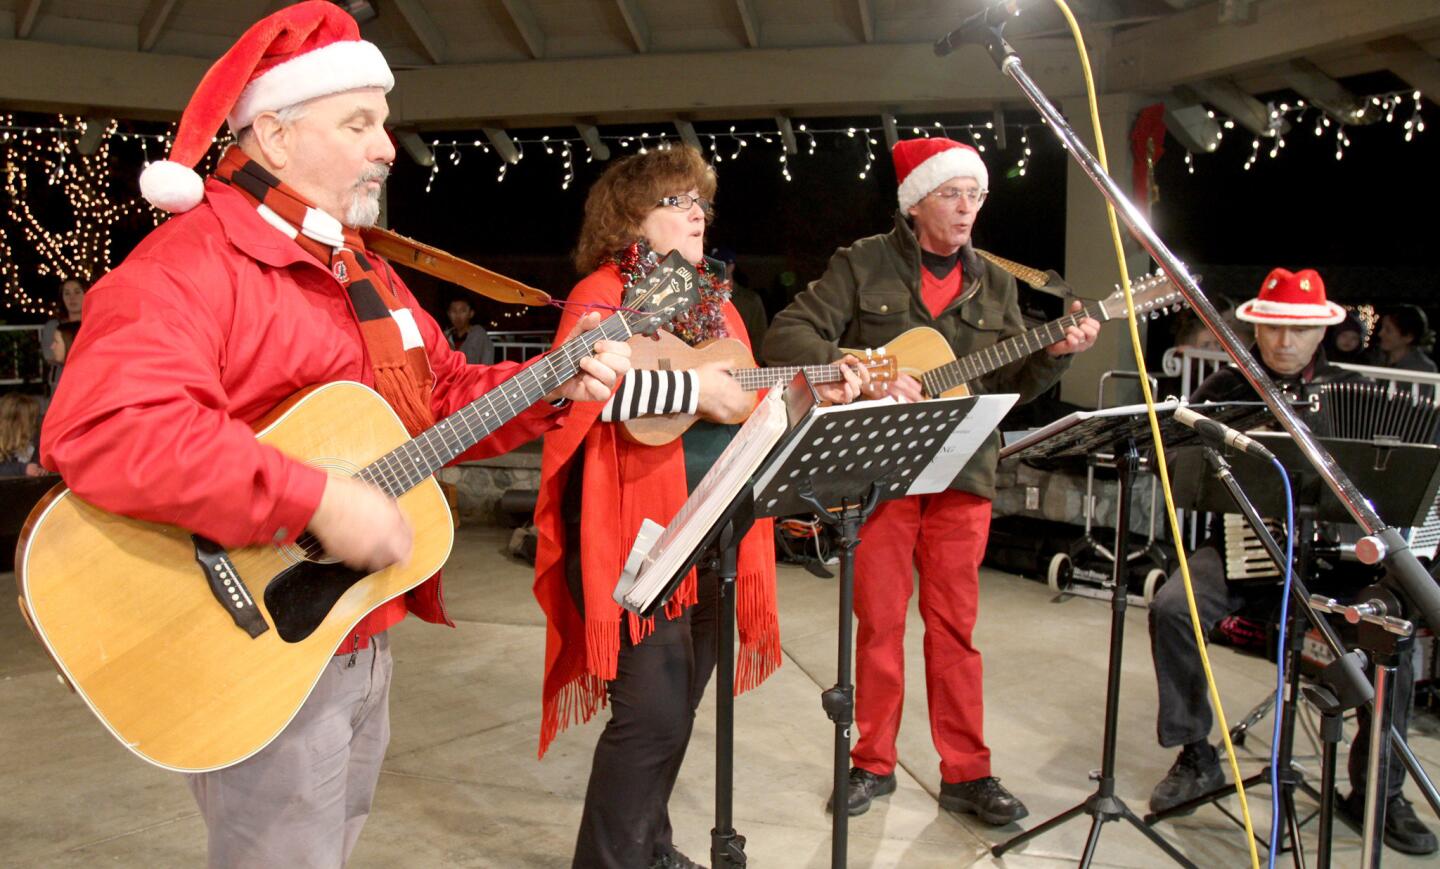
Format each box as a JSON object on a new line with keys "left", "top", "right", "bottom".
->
{"left": 309, "top": 474, "right": 413, "bottom": 572}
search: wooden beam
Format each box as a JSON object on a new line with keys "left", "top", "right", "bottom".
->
{"left": 576, "top": 123, "right": 610, "bottom": 160}
{"left": 15, "top": 0, "right": 43, "bottom": 39}
{"left": 500, "top": 0, "right": 546, "bottom": 59}
{"left": 1162, "top": 98, "right": 1222, "bottom": 153}
{"left": 0, "top": 38, "right": 1085, "bottom": 128}
{"left": 482, "top": 127, "right": 521, "bottom": 164}
{"left": 880, "top": 112, "right": 898, "bottom": 149}
{"left": 1280, "top": 58, "right": 1373, "bottom": 124}
{"left": 394, "top": 129, "right": 435, "bottom": 166}
{"left": 137, "top": 0, "right": 182, "bottom": 52}
{"left": 736, "top": 0, "right": 760, "bottom": 49}
{"left": 856, "top": 0, "right": 875, "bottom": 43}
{"left": 992, "top": 106, "right": 1007, "bottom": 151}
{"left": 775, "top": 114, "right": 797, "bottom": 154}
{"left": 1367, "top": 37, "right": 1440, "bottom": 104}
{"left": 673, "top": 119, "right": 701, "bottom": 150}
{"left": 391, "top": 0, "right": 448, "bottom": 65}
{"left": 1107, "top": 0, "right": 1440, "bottom": 91}
{"left": 615, "top": 0, "right": 649, "bottom": 53}
{"left": 1178, "top": 79, "right": 1277, "bottom": 138}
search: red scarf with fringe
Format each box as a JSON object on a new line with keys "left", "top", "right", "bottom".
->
{"left": 532, "top": 263, "right": 780, "bottom": 758}
{"left": 215, "top": 147, "right": 435, "bottom": 435}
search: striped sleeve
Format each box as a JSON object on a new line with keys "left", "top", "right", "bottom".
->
{"left": 601, "top": 370, "right": 702, "bottom": 422}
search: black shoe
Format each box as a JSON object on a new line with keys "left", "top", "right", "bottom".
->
{"left": 650, "top": 848, "right": 707, "bottom": 869}
{"left": 1149, "top": 743, "right": 1224, "bottom": 815}
{"left": 939, "top": 776, "right": 1029, "bottom": 826}
{"left": 825, "top": 767, "right": 897, "bottom": 816}
{"left": 1337, "top": 791, "right": 1439, "bottom": 856}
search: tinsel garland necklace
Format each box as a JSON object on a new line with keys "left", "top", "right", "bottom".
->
{"left": 612, "top": 240, "right": 731, "bottom": 345}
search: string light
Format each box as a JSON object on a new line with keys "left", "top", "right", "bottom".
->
{"left": 1187, "top": 88, "right": 1426, "bottom": 174}
{"left": 1, "top": 114, "right": 173, "bottom": 315}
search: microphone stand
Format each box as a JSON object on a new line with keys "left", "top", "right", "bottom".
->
{"left": 939, "top": 7, "right": 1440, "bottom": 639}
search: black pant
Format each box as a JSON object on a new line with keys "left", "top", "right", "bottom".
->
{"left": 572, "top": 570, "right": 719, "bottom": 869}
{"left": 1148, "top": 545, "right": 1413, "bottom": 798}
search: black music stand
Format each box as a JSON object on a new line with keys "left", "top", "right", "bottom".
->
{"left": 754, "top": 391, "right": 1016, "bottom": 869}
{"left": 618, "top": 379, "right": 1017, "bottom": 869}
{"left": 1151, "top": 435, "right": 1440, "bottom": 865}
{"left": 992, "top": 405, "right": 1221, "bottom": 868}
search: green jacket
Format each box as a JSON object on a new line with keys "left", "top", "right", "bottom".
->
{"left": 760, "top": 210, "right": 1069, "bottom": 499}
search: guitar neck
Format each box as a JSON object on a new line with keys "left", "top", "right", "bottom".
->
{"left": 356, "top": 316, "right": 631, "bottom": 497}
{"left": 730, "top": 363, "right": 848, "bottom": 392}
{"left": 922, "top": 302, "right": 1105, "bottom": 397}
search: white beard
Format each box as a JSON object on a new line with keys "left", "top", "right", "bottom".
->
{"left": 345, "top": 187, "right": 382, "bottom": 228}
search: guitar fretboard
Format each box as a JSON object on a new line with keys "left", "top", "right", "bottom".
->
{"left": 920, "top": 304, "right": 1103, "bottom": 397}
{"left": 357, "top": 316, "right": 631, "bottom": 497}
{"left": 730, "top": 363, "right": 850, "bottom": 392}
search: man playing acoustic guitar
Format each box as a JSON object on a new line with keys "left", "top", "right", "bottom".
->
{"left": 39, "top": 3, "right": 628, "bottom": 866}
{"left": 762, "top": 138, "right": 1099, "bottom": 823}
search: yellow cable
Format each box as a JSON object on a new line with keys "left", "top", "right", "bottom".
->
{"left": 1048, "top": 3, "right": 1261, "bottom": 865}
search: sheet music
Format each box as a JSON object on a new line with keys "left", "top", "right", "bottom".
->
{"left": 908, "top": 393, "right": 1018, "bottom": 495}
{"left": 614, "top": 387, "right": 790, "bottom": 614}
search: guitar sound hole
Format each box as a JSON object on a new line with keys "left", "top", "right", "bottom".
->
{"left": 264, "top": 560, "right": 370, "bottom": 643}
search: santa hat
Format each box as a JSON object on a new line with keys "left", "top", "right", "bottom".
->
{"left": 140, "top": 0, "right": 393, "bottom": 213}
{"left": 893, "top": 138, "right": 989, "bottom": 212}
{"left": 1236, "top": 268, "right": 1345, "bottom": 326}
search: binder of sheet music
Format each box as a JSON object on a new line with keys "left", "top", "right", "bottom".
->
{"left": 614, "top": 388, "right": 1019, "bottom": 614}
{"left": 613, "top": 386, "right": 793, "bottom": 614}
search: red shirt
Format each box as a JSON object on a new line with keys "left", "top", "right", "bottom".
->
{"left": 921, "top": 263, "right": 963, "bottom": 319}
{"left": 43, "top": 178, "right": 564, "bottom": 644}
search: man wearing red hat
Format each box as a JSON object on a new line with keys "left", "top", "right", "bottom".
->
{"left": 1146, "top": 268, "right": 1435, "bottom": 855}
{"left": 40, "top": 3, "right": 629, "bottom": 865}
{"left": 763, "top": 138, "right": 1099, "bottom": 822}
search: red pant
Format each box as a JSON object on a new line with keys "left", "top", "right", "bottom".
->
{"left": 851, "top": 489, "right": 992, "bottom": 783}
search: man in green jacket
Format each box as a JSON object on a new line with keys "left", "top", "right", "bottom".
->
{"left": 762, "top": 138, "right": 1098, "bottom": 822}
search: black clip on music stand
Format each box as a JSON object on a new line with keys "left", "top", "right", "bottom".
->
{"left": 991, "top": 403, "right": 1227, "bottom": 868}
{"left": 1160, "top": 432, "right": 1440, "bottom": 867}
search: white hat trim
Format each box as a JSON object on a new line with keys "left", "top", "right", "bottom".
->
{"left": 1236, "top": 298, "right": 1345, "bottom": 326}
{"left": 228, "top": 40, "right": 394, "bottom": 131}
{"left": 897, "top": 147, "right": 989, "bottom": 212}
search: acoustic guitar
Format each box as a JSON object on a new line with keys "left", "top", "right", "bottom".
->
{"left": 841, "top": 272, "right": 1187, "bottom": 398}
{"left": 14, "top": 255, "right": 700, "bottom": 773}
{"left": 620, "top": 330, "right": 899, "bottom": 446}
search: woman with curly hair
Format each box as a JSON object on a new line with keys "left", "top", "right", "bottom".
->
{"left": 533, "top": 145, "right": 861, "bottom": 869}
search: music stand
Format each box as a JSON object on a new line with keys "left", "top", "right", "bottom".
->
{"left": 617, "top": 375, "right": 1017, "bottom": 869}
{"left": 992, "top": 405, "right": 1213, "bottom": 868}
{"left": 1151, "top": 435, "right": 1440, "bottom": 864}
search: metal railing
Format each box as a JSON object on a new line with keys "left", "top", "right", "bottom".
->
{"left": 1161, "top": 346, "right": 1440, "bottom": 399}
{"left": 489, "top": 330, "right": 553, "bottom": 364}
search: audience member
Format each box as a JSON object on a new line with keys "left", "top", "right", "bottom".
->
{"left": 0, "top": 392, "right": 44, "bottom": 477}
{"left": 444, "top": 297, "right": 496, "bottom": 365}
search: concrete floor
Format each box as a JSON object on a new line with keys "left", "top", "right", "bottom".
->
{"left": 4, "top": 525, "right": 1438, "bottom": 867}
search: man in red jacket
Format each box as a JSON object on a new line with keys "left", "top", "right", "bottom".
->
{"left": 40, "top": 4, "right": 628, "bottom": 866}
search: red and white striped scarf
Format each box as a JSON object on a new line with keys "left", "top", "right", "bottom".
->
{"left": 215, "top": 147, "right": 435, "bottom": 435}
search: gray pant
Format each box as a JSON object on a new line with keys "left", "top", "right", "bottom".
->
{"left": 1148, "top": 549, "right": 1412, "bottom": 797}
{"left": 187, "top": 632, "right": 393, "bottom": 869}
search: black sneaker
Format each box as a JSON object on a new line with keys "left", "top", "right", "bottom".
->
{"left": 649, "top": 848, "right": 707, "bottom": 869}
{"left": 939, "top": 776, "right": 1029, "bottom": 826}
{"left": 1149, "top": 743, "right": 1224, "bottom": 815}
{"left": 1337, "top": 791, "right": 1439, "bottom": 855}
{"left": 825, "top": 767, "right": 897, "bottom": 816}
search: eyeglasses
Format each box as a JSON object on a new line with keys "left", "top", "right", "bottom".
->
{"left": 657, "top": 194, "right": 714, "bottom": 215}
{"left": 929, "top": 187, "right": 988, "bottom": 206}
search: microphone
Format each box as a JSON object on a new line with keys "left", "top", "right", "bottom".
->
{"left": 1173, "top": 406, "right": 1277, "bottom": 461}
{"left": 934, "top": 0, "right": 1022, "bottom": 56}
